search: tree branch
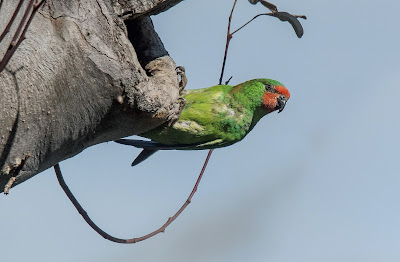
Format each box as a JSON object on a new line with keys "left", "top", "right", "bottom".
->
{"left": 113, "top": 0, "right": 184, "bottom": 20}
{"left": 0, "top": 0, "right": 45, "bottom": 73}
{"left": 0, "top": 0, "right": 186, "bottom": 193}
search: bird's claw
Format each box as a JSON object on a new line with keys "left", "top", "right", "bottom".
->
{"left": 179, "top": 97, "right": 187, "bottom": 109}
{"left": 176, "top": 66, "right": 187, "bottom": 93}
{"left": 166, "top": 97, "right": 186, "bottom": 126}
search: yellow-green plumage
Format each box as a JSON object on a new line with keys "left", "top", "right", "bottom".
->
{"left": 141, "top": 78, "right": 284, "bottom": 149}
{"left": 115, "top": 78, "right": 290, "bottom": 165}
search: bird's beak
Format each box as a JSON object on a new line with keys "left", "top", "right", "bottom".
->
{"left": 276, "top": 96, "right": 287, "bottom": 113}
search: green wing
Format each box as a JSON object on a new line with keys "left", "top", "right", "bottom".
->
{"left": 141, "top": 84, "right": 253, "bottom": 147}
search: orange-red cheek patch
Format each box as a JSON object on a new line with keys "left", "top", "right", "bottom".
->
{"left": 262, "top": 93, "right": 279, "bottom": 111}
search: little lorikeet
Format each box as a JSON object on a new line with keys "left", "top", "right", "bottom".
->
{"left": 115, "top": 78, "right": 290, "bottom": 166}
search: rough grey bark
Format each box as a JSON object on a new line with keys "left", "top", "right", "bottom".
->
{"left": 0, "top": 0, "right": 185, "bottom": 193}
{"left": 113, "top": 0, "right": 184, "bottom": 19}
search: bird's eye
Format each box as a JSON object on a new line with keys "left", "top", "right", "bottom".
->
{"left": 265, "top": 84, "right": 274, "bottom": 91}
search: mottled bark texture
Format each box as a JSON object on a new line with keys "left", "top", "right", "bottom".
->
{"left": 0, "top": 0, "right": 185, "bottom": 193}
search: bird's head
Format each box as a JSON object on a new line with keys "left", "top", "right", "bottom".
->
{"left": 231, "top": 78, "right": 290, "bottom": 114}
{"left": 259, "top": 79, "right": 290, "bottom": 114}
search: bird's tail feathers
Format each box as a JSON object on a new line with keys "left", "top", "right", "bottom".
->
{"left": 131, "top": 149, "right": 158, "bottom": 166}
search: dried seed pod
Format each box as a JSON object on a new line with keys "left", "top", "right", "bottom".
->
{"left": 271, "top": 12, "right": 305, "bottom": 38}
{"left": 259, "top": 0, "right": 278, "bottom": 12}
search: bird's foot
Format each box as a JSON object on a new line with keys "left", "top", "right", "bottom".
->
{"left": 178, "top": 97, "right": 187, "bottom": 111}
{"left": 166, "top": 97, "right": 186, "bottom": 126}
{"left": 176, "top": 66, "right": 187, "bottom": 93}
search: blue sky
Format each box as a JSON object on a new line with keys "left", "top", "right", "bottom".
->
{"left": 1, "top": 0, "right": 400, "bottom": 261}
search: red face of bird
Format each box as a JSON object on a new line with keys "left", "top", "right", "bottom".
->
{"left": 262, "top": 82, "right": 290, "bottom": 113}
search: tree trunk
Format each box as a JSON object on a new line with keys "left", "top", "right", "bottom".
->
{"left": 0, "top": 0, "right": 185, "bottom": 193}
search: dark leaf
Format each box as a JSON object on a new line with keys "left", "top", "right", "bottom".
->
{"left": 248, "top": 0, "right": 278, "bottom": 12}
{"left": 271, "top": 12, "right": 304, "bottom": 38}
{"left": 259, "top": 0, "right": 278, "bottom": 12}
{"left": 248, "top": 0, "right": 259, "bottom": 4}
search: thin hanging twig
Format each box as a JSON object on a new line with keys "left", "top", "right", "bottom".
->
{"left": 0, "top": 0, "right": 25, "bottom": 43}
{"left": 231, "top": 13, "right": 267, "bottom": 35}
{"left": 218, "top": 0, "right": 306, "bottom": 85}
{"left": 225, "top": 76, "right": 233, "bottom": 85}
{"left": 54, "top": 149, "right": 213, "bottom": 243}
{"left": 10, "top": 0, "right": 35, "bottom": 46}
{"left": 218, "top": 0, "right": 237, "bottom": 86}
{"left": 0, "top": 0, "right": 45, "bottom": 73}
{"left": 231, "top": 12, "right": 306, "bottom": 38}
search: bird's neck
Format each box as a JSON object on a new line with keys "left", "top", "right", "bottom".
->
{"left": 248, "top": 107, "right": 267, "bottom": 132}
{"left": 231, "top": 81, "right": 265, "bottom": 113}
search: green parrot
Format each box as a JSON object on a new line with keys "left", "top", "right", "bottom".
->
{"left": 115, "top": 78, "right": 290, "bottom": 166}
